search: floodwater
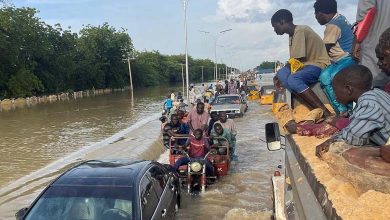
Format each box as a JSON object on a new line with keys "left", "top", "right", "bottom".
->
{"left": 0, "top": 77, "right": 281, "bottom": 219}
{"left": 162, "top": 101, "right": 281, "bottom": 220}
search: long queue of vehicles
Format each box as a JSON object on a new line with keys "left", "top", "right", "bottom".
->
{"left": 15, "top": 82, "right": 260, "bottom": 220}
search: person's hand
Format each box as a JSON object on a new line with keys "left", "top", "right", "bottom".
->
{"left": 315, "top": 139, "right": 334, "bottom": 158}
{"left": 273, "top": 76, "right": 283, "bottom": 91}
{"left": 352, "top": 42, "right": 361, "bottom": 61}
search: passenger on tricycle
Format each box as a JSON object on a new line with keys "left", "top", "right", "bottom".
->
{"left": 162, "top": 114, "right": 189, "bottom": 149}
{"left": 172, "top": 129, "right": 215, "bottom": 177}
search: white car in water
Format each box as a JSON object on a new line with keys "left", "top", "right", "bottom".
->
{"left": 210, "top": 94, "right": 248, "bottom": 117}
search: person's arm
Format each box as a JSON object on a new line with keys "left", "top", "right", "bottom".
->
{"left": 290, "top": 28, "right": 307, "bottom": 61}
{"left": 351, "top": 37, "right": 361, "bottom": 61}
{"left": 182, "top": 138, "right": 191, "bottom": 150}
{"left": 230, "top": 120, "right": 237, "bottom": 137}
{"left": 315, "top": 137, "right": 337, "bottom": 158}
{"left": 339, "top": 101, "right": 383, "bottom": 146}
{"left": 167, "top": 130, "right": 188, "bottom": 137}
{"left": 187, "top": 112, "right": 195, "bottom": 132}
{"left": 325, "top": 44, "right": 335, "bottom": 54}
{"left": 323, "top": 24, "right": 340, "bottom": 54}
{"left": 201, "top": 114, "right": 210, "bottom": 132}
{"left": 273, "top": 76, "right": 283, "bottom": 90}
{"left": 204, "top": 138, "right": 210, "bottom": 151}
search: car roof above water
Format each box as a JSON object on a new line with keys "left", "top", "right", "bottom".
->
{"left": 53, "top": 160, "right": 150, "bottom": 187}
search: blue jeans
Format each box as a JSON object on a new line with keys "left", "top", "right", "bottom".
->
{"left": 319, "top": 56, "right": 357, "bottom": 114}
{"left": 173, "top": 157, "right": 214, "bottom": 176}
{"left": 276, "top": 65, "right": 321, "bottom": 93}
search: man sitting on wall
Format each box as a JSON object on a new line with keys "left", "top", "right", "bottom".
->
{"left": 271, "top": 9, "right": 331, "bottom": 117}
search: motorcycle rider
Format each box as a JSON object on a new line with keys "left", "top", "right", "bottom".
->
{"left": 172, "top": 129, "right": 214, "bottom": 176}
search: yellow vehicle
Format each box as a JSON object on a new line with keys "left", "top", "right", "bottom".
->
{"left": 260, "top": 85, "right": 275, "bottom": 105}
{"left": 271, "top": 89, "right": 287, "bottom": 114}
{"left": 246, "top": 84, "right": 260, "bottom": 100}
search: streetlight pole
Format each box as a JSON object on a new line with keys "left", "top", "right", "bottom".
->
{"left": 179, "top": 63, "right": 185, "bottom": 97}
{"left": 127, "top": 57, "right": 135, "bottom": 106}
{"left": 225, "top": 64, "right": 228, "bottom": 79}
{"left": 214, "top": 28, "right": 232, "bottom": 82}
{"left": 200, "top": 65, "right": 204, "bottom": 83}
{"left": 182, "top": 0, "right": 189, "bottom": 103}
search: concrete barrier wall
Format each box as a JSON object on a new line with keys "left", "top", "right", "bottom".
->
{"left": 0, "top": 88, "right": 124, "bottom": 111}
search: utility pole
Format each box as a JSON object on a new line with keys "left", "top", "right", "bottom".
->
{"left": 180, "top": 63, "right": 185, "bottom": 97}
{"left": 182, "top": 0, "right": 189, "bottom": 102}
{"left": 225, "top": 65, "right": 228, "bottom": 80}
{"left": 200, "top": 66, "right": 204, "bottom": 83}
{"left": 127, "top": 57, "right": 135, "bottom": 106}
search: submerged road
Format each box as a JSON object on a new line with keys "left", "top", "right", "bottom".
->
{"left": 1, "top": 81, "right": 281, "bottom": 219}
{"left": 159, "top": 100, "right": 282, "bottom": 219}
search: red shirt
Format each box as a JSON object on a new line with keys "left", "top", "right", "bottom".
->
{"left": 186, "top": 137, "right": 209, "bottom": 158}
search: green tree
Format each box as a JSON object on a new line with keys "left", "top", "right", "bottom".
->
{"left": 0, "top": 6, "right": 231, "bottom": 99}
{"left": 7, "top": 67, "right": 43, "bottom": 97}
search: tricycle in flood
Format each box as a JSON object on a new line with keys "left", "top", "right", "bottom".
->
{"left": 169, "top": 136, "right": 230, "bottom": 193}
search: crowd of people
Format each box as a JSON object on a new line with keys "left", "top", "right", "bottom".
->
{"left": 271, "top": 0, "right": 390, "bottom": 171}
{"left": 161, "top": 95, "right": 241, "bottom": 174}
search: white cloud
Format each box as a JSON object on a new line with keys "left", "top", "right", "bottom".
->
{"left": 203, "top": 0, "right": 359, "bottom": 70}
{"left": 25, "top": 0, "right": 93, "bottom": 5}
{"left": 216, "top": 0, "right": 272, "bottom": 22}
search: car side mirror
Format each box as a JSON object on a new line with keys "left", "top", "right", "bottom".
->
{"left": 15, "top": 207, "right": 28, "bottom": 220}
{"left": 265, "top": 122, "right": 282, "bottom": 151}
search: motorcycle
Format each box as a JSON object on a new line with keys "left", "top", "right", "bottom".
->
{"left": 169, "top": 137, "right": 230, "bottom": 193}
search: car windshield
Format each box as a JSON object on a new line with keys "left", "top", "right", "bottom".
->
{"left": 25, "top": 185, "right": 134, "bottom": 220}
{"left": 215, "top": 96, "right": 240, "bottom": 105}
{"left": 261, "top": 88, "right": 274, "bottom": 95}
{"left": 247, "top": 86, "right": 257, "bottom": 91}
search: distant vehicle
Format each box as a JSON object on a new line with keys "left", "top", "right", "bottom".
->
{"left": 210, "top": 94, "right": 248, "bottom": 117}
{"left": 16, "top": 160, "right": 180, "bottom": 220}
{"left": 246, "top": 84, "right": 260, "bottom": 101}
{"left": 260, "top": 85, "right": 276, "bottom": 105}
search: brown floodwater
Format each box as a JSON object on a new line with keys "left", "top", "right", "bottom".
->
{"left": 0, "top": 78, "right": 281, "bottom": 219}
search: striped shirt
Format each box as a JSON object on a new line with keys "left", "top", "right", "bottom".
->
{"left": 335, "top": 89, "right": 390, "bottom": 146}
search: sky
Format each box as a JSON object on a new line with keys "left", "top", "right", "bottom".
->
{"left": 10, "top": 0, "right": 359, "bottom": 71}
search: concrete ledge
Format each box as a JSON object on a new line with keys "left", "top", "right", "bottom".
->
{"left": 286, "top": 135, "right": 341, "bottom": 220}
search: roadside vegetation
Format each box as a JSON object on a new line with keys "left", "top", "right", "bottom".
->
{"left": 0, "top": 6, "right": 222, "bottom": 99}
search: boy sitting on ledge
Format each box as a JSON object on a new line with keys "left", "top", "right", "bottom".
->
{"left": 316, "top": 65, "right": 390, "bottom": 174}
{"left": 271, "top": 9, "right": 331, "bottom": 118}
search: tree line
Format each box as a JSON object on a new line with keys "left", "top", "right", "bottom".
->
{"left": 255, "top": 61, "right": 284, "bottom": 71}
{"left": 0, "top": 6, "right": 226, "bottom": 99}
